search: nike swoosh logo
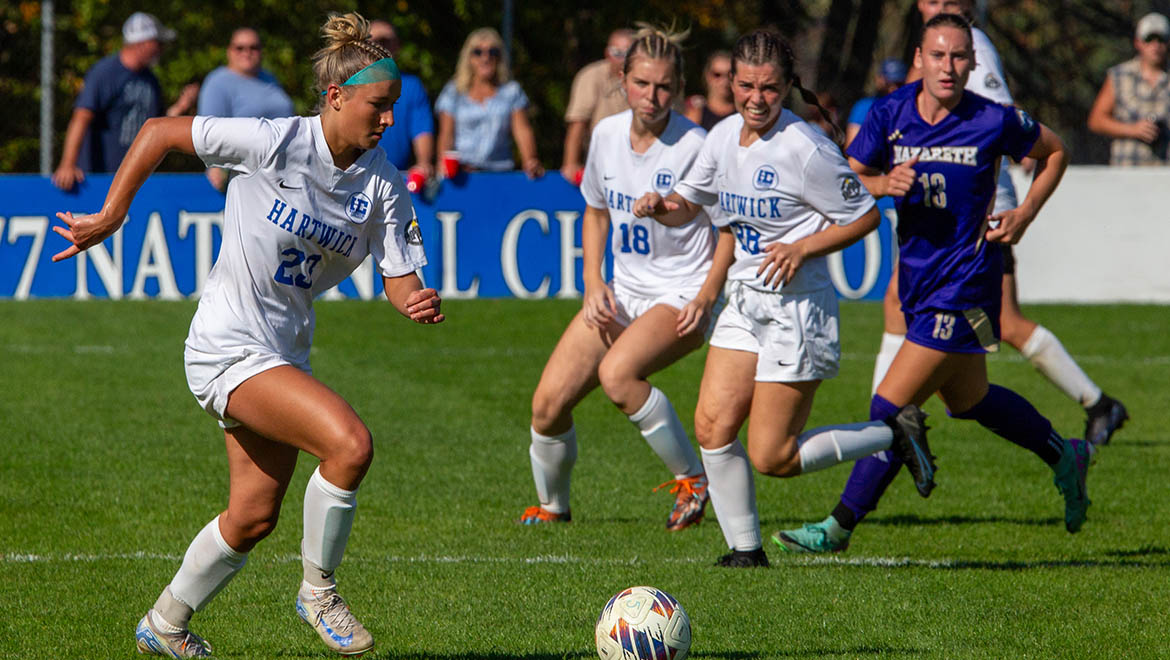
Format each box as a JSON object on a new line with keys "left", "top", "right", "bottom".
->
{"left": 776, "top": 360, "right": 792, "bottom": 366}
{"left": 603, "top": 175, "right": 616, "bottom": 180}
{"left": 279, "top": 180, "right": 302, "bottom": 190}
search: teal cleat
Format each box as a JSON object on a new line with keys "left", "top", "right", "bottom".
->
{"left": 772, "top": 516, "right": 851, "bottom": 554}
{"left": 1053, "top": 437, "right": 1094, "bottom": 533}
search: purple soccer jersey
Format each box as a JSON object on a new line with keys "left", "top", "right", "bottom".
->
{"left": 847, "top": 81, "right": 1040, "bottom": 313}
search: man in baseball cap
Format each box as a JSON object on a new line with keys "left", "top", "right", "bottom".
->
{"left": 845, "top": 58, "right": 909, "bottom": 146}
{"left": 52, "top": 13, "right": 195, "bottom": 190}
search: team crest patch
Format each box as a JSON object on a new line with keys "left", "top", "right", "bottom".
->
{"left": 652, "top": 168, "right": 675, "bottom": 194}
{"left": 984, "top": 73, "right": 1002, "bottom": 89}
{"left": 840, "top": 175, "right": 862, "bottom": 201}
{"left": 345, "top": 192, "right": 373, "bottom": 224}
{"left": 405, "top": 218, "right": 423, "bottom": 246}
{"left": 752, "top": 164, "right": 778, "bottom": 191}
{"left": 1015, "top": 108, "right": 1035, "bottom": 131}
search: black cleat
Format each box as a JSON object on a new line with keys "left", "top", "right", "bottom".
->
{"left": 887, "top": 404, "right": 937, "bottom": 498}
{"left": 1085, "top": 394, "right": 1128, "bottom": 446}
{"left": 715, "top": 547, "right": 770, "bottom": 568}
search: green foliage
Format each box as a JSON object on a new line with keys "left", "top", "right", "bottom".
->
{"left": 1, "top": 298, "right": 1168, "bottom": 657}
{"left": 1, "top": 1, "right": 1166, "bottom": 172}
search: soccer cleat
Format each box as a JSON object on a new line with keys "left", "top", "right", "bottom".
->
{"left": 887, "top": 404, "right": 937, "bottom": 498}
{"left": 1053, "top": 438, "right": 1094, "bottom": 533}
{"left": 296, "top": 586, "right": 374, "bottom": 656}
{"left": 519, "top": 505, "right": 571, "bottom": 525}
{"left": 135, "top": 613, "right": 213, "bottom": 658}
{"left": 1085, "top": 394, "right": 1128, "bottom": 446}
{"left": 655, "top": 474, "right": 710, "bottom": 531}
{"left": 771, "top": 517, "right": 851, "bottom": 554}
{"left": 714, "top": 547, "right": 770, "bottom": 568}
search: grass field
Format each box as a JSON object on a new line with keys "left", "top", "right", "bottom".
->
{"left": 1, "top": 298, "right": 1167, "bottom": 659}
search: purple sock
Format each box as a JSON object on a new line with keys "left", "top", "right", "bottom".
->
{"left": 835, "top": 394, "right": 903, "bottom": 530}
{"left": 949, "top": 384, "right": 1063, "bottom": 465}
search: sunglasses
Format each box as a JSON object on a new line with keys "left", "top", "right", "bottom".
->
{"left": 471, "top": 46, "right": 501, "bottom": 58}
{"left": 1143, "top": 34, "right": 1167, "bottom": 44}
{"left": 230, "top": 44, "right": 261, "bottom": 52}
{"left": 606, "top": 46, "right": 627, "bottom": 59}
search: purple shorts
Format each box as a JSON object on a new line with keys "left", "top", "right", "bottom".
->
{"left": 906, "top": 304, "right": 1001, "bottom": 354}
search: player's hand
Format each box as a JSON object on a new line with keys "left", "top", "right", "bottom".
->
{"left": 758, "top": 241, "right": 806, "bottom": 289}
{"left": 51, "top": 165, "right": 85, "bottom": 192}
{"left": 984, "top": 207, "right": 1033, "bottom": 245}
{"left": 404, "top": 287, "right": 444, "bottom": 324}
{"left": 885, "top": 154, "right": 919, "bottom": 197}
{"left": 582, "top": 281, "right": 617, "bottom": 330}
{"left": 676, "top": 297, "right": 712, "bottom": 337}
{"left": 522, "top": 157, "right": 545, "bottom": 180}
{"left": 51, "top": 210, "right": 117, "bottom": 261}
{"left": 1131, "top": 118, "right": 1161, "bottom": 144}
{"left": 560, "top": 163, "right": 583, "bottom": 185}
{"left": 633, "top": 192, "right": 678, "bottom": 218}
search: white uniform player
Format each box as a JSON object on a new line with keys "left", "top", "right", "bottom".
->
{"left": 185, "top": 114, "right": 426, "bottom": 426}
{"left": 968, "top": 26, "right": 1019, "bottom": 214}
{"left": 522, "top": 27, "right": 732, "bottom": 533}
{"left": 673, "top": 110, "right": 874, "bottom": 382}
{"left": 580, "top": 109, "right": 714, "bottom": 321}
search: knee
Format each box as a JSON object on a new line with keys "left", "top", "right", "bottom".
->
{"left": 597, "top": 355, "right": 636, "bottom": 408}
{"left": 999, "top": 317, "right": 1032, "bottom": 350}
{"left": 531, "top": 387, "right": 571, "bottom": 435}
{"left": 325, "top": 420, "right": 374, "bottom": 475}
{"left": 223, "top": 506, "right": 281, "bottom": 546}
{"left": 694, "top": 411, "right": 739, "bottom": 451}
{"left": 747, "top": 437, "right": 800, "bottom": 477}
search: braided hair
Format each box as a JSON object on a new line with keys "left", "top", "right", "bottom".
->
{"left": 312, "top": 12, "right": 393, "bottom": 100}
{"left": 622, "top": 22, "right": 689, "bottom": 94}
{"left": 731, "top": 29, "right": 841, "bottom": 141}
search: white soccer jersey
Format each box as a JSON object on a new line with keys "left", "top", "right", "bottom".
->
{"left": 969, "top": 27, "right": 1013, "bottom": 105}
{"left": 674, "top": 110, "right": 875, "bottom": 294}
{"left": 580, "top": 110, "right": 715, "bottom": 298}
{"left": 187, "top": 115, "right": 427, "bottom": 365}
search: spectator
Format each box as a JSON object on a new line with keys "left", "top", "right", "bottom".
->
{"left": 435, "top": 28, "right": 542, "bottom": 178}
{"left": 52, "top": 12, "right": 197, "bottom": 191}
{"left": 370, "top": 19, "right": 435, "bottom": 182}
{"left": 560, "top": 28, "right": 634, "bottom": 182}
{"left": 844, "top": 58, "right": 907, "bottom": 147}
{"left": 197, "top": 27, "right": 294, "bottom": 190}
{"left": 1088, "top": 12, "right": 1170, "bottom": 165}
{"left": 684, "top": 50, "right": 734, "bottom": 130}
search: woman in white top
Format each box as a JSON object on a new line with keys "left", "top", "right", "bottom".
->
{"left": 52, "top": 13, "right": 441, "bottom": 657}
{"left": 635, "top": 29, "right": 933, "bottom": 568}
{"left": 520, "top": 25, "right": 735, "bottom": 532}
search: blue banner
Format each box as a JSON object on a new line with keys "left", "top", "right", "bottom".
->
{"left": 0, "top": 173, "right": 894, "bottom": 300}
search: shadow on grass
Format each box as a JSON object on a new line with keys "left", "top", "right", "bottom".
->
{"left": 1105, "top": 545, "right": 1169, "bottom": 558}
{"left": 855, "top": 513, "right": 1060, "bottom": 528}
{"left": 694, "top": 648, "right": 921, "bottom": 658}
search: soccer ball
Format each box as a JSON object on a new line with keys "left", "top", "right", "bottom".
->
{"left": 595, "top": 586, "right": 691, "bottom": 660}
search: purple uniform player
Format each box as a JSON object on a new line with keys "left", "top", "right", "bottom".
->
{"left": 773, "top": 13, "right": 1094, "bottom": 555}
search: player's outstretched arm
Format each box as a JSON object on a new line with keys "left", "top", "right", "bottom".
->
{"left": 849, "top": 155, "right": 918, "bottom": 198}
{"left": 631, "top": 191, "right": 701, "bottom": 227}
{"left": 677, "top": 226, "right": 735, "bottom": 336}
{"left": 52, "top": 116, "right": 196, "bottom": 262}
{"left": 758, "top": 206, "right": 881, "bottom": 289}
{"left": 986, "top": 123, "right": 1068, "bottom": 245}
{"left": 383, "top": 272, "right": 444, "bottom": 324}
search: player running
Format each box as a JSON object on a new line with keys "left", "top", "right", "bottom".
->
{"left": 520, "top": 25, "right": 731, "bottom": 531}
{"left": 775, "top": 12, "right": 1092, "bottom": 555}
{"left": 52, "top": 13, "right": 440, "bottom": 657}
{"left": 634, "top": 29, "right": 934, "bottom": 568}
{"left": 870, "top": 0, "right": 1128, "bottom": 446}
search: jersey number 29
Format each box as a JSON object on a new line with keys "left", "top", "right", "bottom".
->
{"left": 273, "top": 248, "right": 322, "bottom": 289}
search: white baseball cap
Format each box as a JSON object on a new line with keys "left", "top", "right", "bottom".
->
{"left": 122, "top": 12, "right": 176, "bottom": 44}
{"left": 1136, "top": 12, "right": 1170, "bottom": 41}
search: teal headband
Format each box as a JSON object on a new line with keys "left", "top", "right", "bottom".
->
{"left": 320, "top": 57, "right": 401, "bottom": 95}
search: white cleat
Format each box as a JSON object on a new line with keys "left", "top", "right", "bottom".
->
{"left": 135, "top": 612, "right": 213, "bottom": 658}
{"left": 296, "top": 586, "right": 374, "bottom": 656}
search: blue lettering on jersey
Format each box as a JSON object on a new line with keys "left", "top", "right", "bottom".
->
{"left": 753, "top": 165, "right": 778, "bottom": 191}
{"left": 606, "top": 188, "right": 636, "bottom": 213}
{"left": 719, "top": 191, "right": 783, "bottom": 219}
{"left": 265, "top": 197, "right": 357, "bottom": 257}
{"left": 892, "top": 144, "right": 978, "bottom": 165}
{"left": 652, "top": 169, "right": 674, "bottom": 194}
{"left": 345, "top": 192, "right": 372, "bottom": 224}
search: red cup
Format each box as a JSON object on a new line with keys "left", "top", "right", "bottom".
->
{"left": 441, "top": 151, "right": 461, "bottom": 179}
{"left": 406, "top": 168, "right": 425, "bottom": 193}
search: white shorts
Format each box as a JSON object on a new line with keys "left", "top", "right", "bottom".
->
{"left": 613, "top": 288, "right": 700, "bottom": 327}
{"left": 184, "top": 346, "right": 310, "bottom": 429}
{"left": 709, "top": 282, "right": 840, "bottom": 382}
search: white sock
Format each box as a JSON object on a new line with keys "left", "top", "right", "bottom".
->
{"left": 629, "top": 386, "right": 702, "bottom": 479}
{"left": 797, "top": 421, "right": 894, "bottom": 474}
{"left": 1020, "top": 325, "right": 1102, "bottom": 407}
{"left": 700, "top": 441, "right": 760, "bottom": 551}
{"left": 872, "top": 332, "right": 905, "bottom": 395}
{"left": 529, "top": 426, "right": 577, "bottom": 514}
{"left": 166, "top": 516, "right": 247, "bottom": 620}
{"left": 302, "top": 467, "right": 358, "bottom": 589}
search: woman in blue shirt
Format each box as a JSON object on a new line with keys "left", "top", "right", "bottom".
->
{"left": 435, "top": 28, "right": 543, "bottom": 177}
{"left": 775, "top": 13, "right": 1092, "bottom": 555}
